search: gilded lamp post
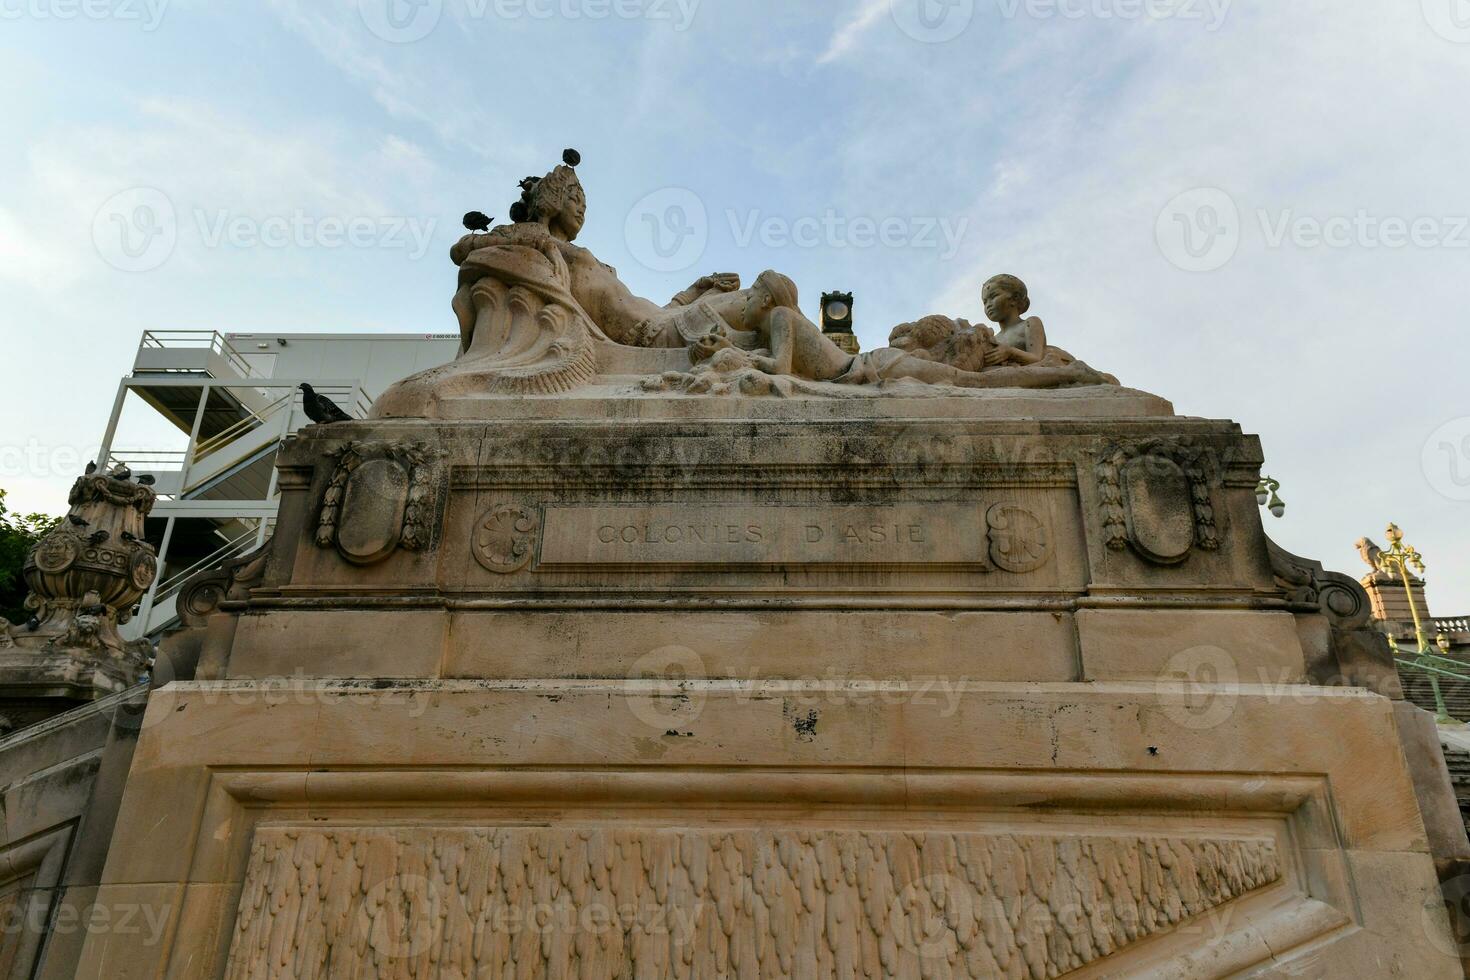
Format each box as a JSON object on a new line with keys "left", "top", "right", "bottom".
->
{"left": 1376, "top": 523, "right": 1452, "bottom": 722}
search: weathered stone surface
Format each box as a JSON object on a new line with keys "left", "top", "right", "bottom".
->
{"left": 225, "top": 825, "right": 1279, "bottom": 979}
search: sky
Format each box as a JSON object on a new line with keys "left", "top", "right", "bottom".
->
{"left": 1, "top": 0, "right": 1468, "bottom": 611}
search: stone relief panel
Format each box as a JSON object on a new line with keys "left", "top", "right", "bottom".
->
{"left": 315, "top": 441, "right": 444, "bottom": 565}
{"left": 1096, "top": 438, "right": 1219, "bottom": 565}
{"left": 224, "top": 824, "right": 1281, "bottom": 980}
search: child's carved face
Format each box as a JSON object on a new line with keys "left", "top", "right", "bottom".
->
{"left": 982, "top": 281, "right": 1019, "bottom": 323}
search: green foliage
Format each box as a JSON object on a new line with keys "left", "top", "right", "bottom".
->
{"left": 1, "top": 489, "right": 61, "bottom": 625}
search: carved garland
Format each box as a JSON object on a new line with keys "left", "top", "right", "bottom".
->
{"left": 1096, "top": 438, "right": 1219, "bottom": 553}
{"left": 315, "top": 441, "right": 442, "bottom": 552}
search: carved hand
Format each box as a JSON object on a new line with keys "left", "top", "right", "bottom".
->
{"left": 693, "top": 272, "right": 741, "bottom": 293}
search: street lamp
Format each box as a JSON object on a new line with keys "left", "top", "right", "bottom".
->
{"left": 1254, "top": 476, "right": 1285, "bottom": 518}
{"left": 1376, "top": 523, "right": 1449, "bottom": 722}
{"left": 1376, "top": 523, "right": 1428, "bottom": 648}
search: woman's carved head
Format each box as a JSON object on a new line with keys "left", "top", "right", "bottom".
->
{"left": 743, "top": 269, "right": 799, "bottom": 327}
{"left": 511, "top": 152, "right": 586, "bottom": 240}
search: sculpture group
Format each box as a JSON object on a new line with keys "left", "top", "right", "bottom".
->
{"left": 373, "top": 151, "right": 1116, "bottom": 415}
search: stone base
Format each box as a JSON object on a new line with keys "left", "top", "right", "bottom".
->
{"left": 70, "top": 399, "right": 1465, "bottom": 976}
{"left": 0, "top": 648, "right": 142, "bottom": 732}
{"left": 78, "top": 679, "right": 1461, "bottom": 978}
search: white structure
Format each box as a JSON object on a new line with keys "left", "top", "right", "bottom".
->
{"left": 99, "top": 331, "right": 459, "bottom": 639}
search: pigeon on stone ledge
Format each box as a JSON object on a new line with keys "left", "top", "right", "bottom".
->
{"left": 300, "top": 383, "right": 352, "bottom": 424}
{"left": 462, "top": 211, "right": 493, "bottom": 233}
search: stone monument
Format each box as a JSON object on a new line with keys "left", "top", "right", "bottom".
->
{"left": 73, "top": 153, "right": 1467, "bottom": 978}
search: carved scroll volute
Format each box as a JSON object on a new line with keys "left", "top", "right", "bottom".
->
{"left": 316, "top": 441, "right": 443, "bottom": 565}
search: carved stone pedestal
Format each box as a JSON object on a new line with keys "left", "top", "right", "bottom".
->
{"left": 0, "top": 469, "right": 156, "bottom": 732}
{"left": 76, "top": 394, "right": 1464, "bottom": 978}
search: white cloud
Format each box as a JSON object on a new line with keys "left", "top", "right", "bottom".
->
{"left": 816, "top": 0, "right": 890, "bottom": 65}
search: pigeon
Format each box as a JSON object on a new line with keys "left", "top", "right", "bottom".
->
{"left": 462, "top": 211, "right": 493, "bottom": 233}
{"left": 136, "top": 474, "right": 155, "bottom": 486}
{"left": 25, "top": 617, "right": 40, "bottom": 632}
{"left": 300, "top": 383, "right": 352, "bottom": 424}
{"left": 87, "top": 530, "right": 110, "bottom": 545}
{"left": 109, "top": 463, "right": 131, "bottom": 481}
{"left": 68, "top": 515, "right": 89, "bottom": 527}
{"left": 563, "top": 148, "right": 581, "bottom": 167}
{"left": 85, "top": 461, "right": 97, "bottom": 475}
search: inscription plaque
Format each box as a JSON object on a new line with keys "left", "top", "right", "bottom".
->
{"left": 539, "top": 505, "right": 992, "bottom": 567}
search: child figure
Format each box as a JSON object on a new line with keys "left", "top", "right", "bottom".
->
{"left": 979, "top": 273, "right": 1116, "bottom": 383}
{"left": 982, "top": 274, "right": 1060, "bottom": 366}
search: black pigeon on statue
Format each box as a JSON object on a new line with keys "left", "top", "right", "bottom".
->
{"left": 462, "top": 211, "right": 493, "bottom": 233}
{"left": 300, "top": 383, "right": 352, "bottom": 424}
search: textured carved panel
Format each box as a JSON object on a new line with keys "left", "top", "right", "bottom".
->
{"left": 225, "top": 825, "right": 1280, "bottom": 979}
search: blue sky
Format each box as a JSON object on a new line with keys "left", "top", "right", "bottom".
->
{"left": 3, "top": 0, "right": 1470, "bottom": 611}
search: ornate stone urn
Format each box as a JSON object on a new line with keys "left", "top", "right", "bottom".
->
{"left": 0, "top": 466, "right": 157, "bottom": 727}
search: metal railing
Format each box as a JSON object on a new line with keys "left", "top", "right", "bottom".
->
{"left": 106, "top": 449, "right": 187, "bottom": 470}
{"left": 1392, "top": 635, "right": 1470, "bottom": 723}
{"left": 133, "top": 519, "right": 273, "bottom": 637}
{"left": 151, "top": 524, "right": 263, "bottom": 603}
{"left": 190, "top": 383, "right": 368, "bottom": 463}
{"left": 138, "top": 330, "right": 261, "bottom": 378}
